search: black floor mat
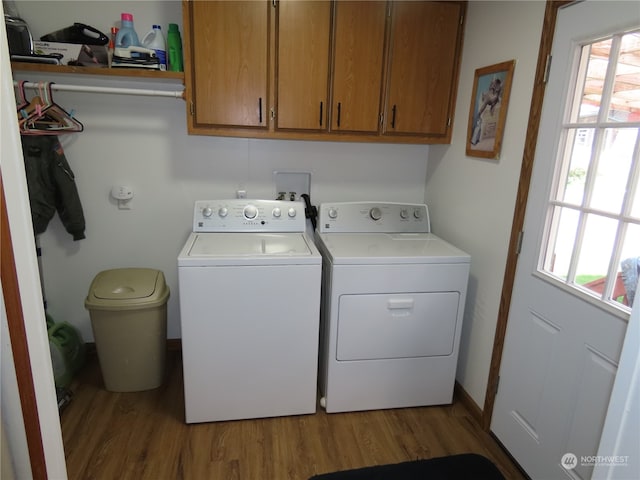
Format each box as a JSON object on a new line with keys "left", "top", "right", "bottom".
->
{"left": 309, "top": 453, "right": 506, "bottom": 480}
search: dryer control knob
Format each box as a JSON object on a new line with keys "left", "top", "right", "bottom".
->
{"left": 370, "top": 207, "right": 382, "bottom": 221}
{"left": 202, "top": 207, "right": 213, "bottom": 218}
{"left": 243, "top": 205, "right": 258, "bottom": 219}
{"left": 218, "top": 207, "right": 228, "bottom": 218}
{"left": 288, "top": 207, "right": 297, "bottom": 218}
{"left": 272, "top": 207, "right": 282, "bottom": 218}
{"left": 400, "top": 209, "right": 409, "bottom": 219}
{"left": 414, "top": 209, "right": 423, "bottom": 219}
{"left": 328, "top": 208, "right": 338, "bottom": 219}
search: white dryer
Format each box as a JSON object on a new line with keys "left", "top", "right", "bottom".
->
{"left": 314, "top": 202, "right": 470, "bottom": 413}
{"left": 178, "top": 199, "right": 321, "bottom": 423}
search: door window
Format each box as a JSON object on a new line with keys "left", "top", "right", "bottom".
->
{"left": 541, "top": 30, "right": 640, "bottom": 312}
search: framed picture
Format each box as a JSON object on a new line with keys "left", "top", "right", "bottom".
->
{"left": 466, "top": 60, "right": 516, "bottom": 159}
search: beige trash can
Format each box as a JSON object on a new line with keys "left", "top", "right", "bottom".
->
{"left": 85, "top": 268, "right": 169, "bottom": 392}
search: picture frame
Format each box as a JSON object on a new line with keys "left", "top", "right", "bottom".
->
{"left": 466, "top": 60, "right": 516, "bottom": 159}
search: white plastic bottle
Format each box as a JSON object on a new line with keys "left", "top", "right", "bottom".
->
{"left": 142, "top": 25, "right": 167, "bottom": 70}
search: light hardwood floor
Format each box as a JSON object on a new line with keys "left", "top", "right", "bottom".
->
{"left": 61, "top": 350, "right": 527, "bottom": 479}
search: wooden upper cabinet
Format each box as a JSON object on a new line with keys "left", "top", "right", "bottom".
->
{"left": 184, "top": 0, "right": 466, "bottom": 143}
{"left": 331, "top": 1, "right": 387, "bottom": 133}
{"left": 189, "top": 1, "right": 269, "bottom": 128}
{"left": 384, "top": 1, "right": 464, "bottom": 137}
{"left": 276, "top": 1, "right": 332, "bottom": 131}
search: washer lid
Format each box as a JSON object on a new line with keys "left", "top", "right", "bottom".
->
{"left": 178, "top": 232, "right": 321, "bottom": 266}
{"left": 189, "top": 233, "right": 313, "bottom": 256}
{"left": 316, "top": 233, "right": 470, "bottom": 264}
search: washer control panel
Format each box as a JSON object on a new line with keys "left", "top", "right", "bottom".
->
{"left": 318, "top": 202, "right": 430, "bottom": 233}
{"left": 193, "top": 199, "right": 306, "bottom": 232}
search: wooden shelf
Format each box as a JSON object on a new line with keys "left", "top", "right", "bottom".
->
{"left": 11, "top": 62, "right": 184, "bottom": 81}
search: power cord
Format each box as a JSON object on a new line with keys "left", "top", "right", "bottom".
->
{"left": 300, "top": 193, "right": 318, "bottom": 231}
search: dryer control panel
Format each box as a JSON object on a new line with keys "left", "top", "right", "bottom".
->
{"left": 193, "top": 199, "right": 307, "bottom": 232}
{"left": 318, "top": 202, "right": 430, "bottom": 233}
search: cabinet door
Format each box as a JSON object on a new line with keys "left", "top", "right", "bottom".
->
{"left": 331, "top": 1, "right": 387, "bottom": 133}
{"left": 385, "top": 1, "right": 462, "bottom": 136}
{"left": 276, "top": 1, "right": 331, "bottom": 131}
{"left": 191, "top": 1, "right": 268, "bottom": 128}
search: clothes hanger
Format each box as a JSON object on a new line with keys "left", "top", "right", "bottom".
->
{"left": 21, "top": 82, "right": 84, "bottom": 135}
{"left": 15, "top": 80, "right": 29, "bottom": 112}
{"left": 19, "top": 82, "right": 53, "bottom": 132}
{"left": 16, "top": 81, "right": 44, "bottom": 123}
{"left": 20, "top": 82, "right": 84, "bottom": 135}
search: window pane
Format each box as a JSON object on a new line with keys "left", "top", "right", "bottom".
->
{"left": 617, "top": 223, "right": 640, "bottom": 307}
{"left": 575, "top": 214, "right": 617, "bottom": 295}
{"left": 590, "top": 128, "right": 635, "bottom": 213}
{"left": 607, "top": 31, "right": 640, "bottom": 122}
{"left": 632, "top": 178, "right": 640, "bottom": 218}
{"left": 540, "top": 30, "right": 639, "bottom": 313}
{"left": 574, "top": 39, "right": 610, "bottom": 123}
{"left": 543, "top": 206, "right": 580, "bottom": 280}
{"left": 558, "top": 128, "right": 592, "bottom": 205}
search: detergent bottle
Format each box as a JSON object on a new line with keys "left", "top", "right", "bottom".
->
{"left": 115, "top": 13, "right": 140, "bottom": 49}
{"left": 167, "top": 23, "right": 183, "bottom": 72}
{"left": 142, "top": 25, "right": 167, "bottom": 70}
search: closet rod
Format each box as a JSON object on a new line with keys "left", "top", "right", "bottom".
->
{"left": 14, "top": 80, "right": 185, "bottom": 99}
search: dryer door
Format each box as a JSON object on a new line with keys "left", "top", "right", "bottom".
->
{"left": 336, "top": 292, "right": 460, "bottom": 361}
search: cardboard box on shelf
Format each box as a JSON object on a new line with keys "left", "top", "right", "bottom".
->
{"left": 33, "top": 41, "right": 108, "bottom": 67}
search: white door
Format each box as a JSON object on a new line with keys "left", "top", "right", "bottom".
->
{"left": 492, "top": 2, "right": 640, "bottom": 479}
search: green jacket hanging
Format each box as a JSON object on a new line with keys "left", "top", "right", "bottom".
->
{"left": 21, "top": 135, "right": 86, "bottom": 240}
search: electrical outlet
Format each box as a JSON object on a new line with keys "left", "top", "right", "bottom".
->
{"left": 273, "top": 171, "right": 310, "bottom": 201}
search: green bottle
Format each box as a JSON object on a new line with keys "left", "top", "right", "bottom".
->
{"left": 167, "top": 23, "right": 183, "bottom": 72}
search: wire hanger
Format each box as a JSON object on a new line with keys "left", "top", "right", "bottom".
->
{"left": 19, "top": 82, "right": 84, "bottom": 135}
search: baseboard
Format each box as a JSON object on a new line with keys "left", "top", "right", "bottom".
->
{"left": 454, "top": 381, "right": 483, "bottom": 426}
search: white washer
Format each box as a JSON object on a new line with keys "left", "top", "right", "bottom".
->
{"left": 315, "top": 202, "right": 470, "bottom": 413}
{"left": 178, "top": 199, "right": 321, "bottom": 423}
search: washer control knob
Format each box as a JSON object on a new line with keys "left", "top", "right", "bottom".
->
{"left": 272, "top": 207, "right": 282, "bottom": 218}
{"left": 288, "top": 207, "right": 297, "bottom": 218}
{"left": 370, "top": 207, "right": 382, "bottom": 221}
{"left": 414, "top": 208, "right": 423, "bottom": 219}
{"left": 202, "top": 207, "right": 213, "bottom": 218}
{"left": 400, "top": 209, "right": 409, "bottom": 219}
{"left": 328, "top": 208, "right": 338, "bottom": 219}
{"left": 243, "top": 204, "right": 258, "bottom": 220}
{"left": 218, "top": 207, "right": 228, "bottom": 218}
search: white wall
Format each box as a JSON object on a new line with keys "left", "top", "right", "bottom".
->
{"left": 11, "top": 1, "right": 429, "bottom": 342}
{"left": 426, "top": 1, "right": 546, "bottom": 407}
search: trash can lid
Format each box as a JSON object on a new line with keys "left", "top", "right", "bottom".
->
{"left": 85, "top": 268, "right": 169, "bottom": 310}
